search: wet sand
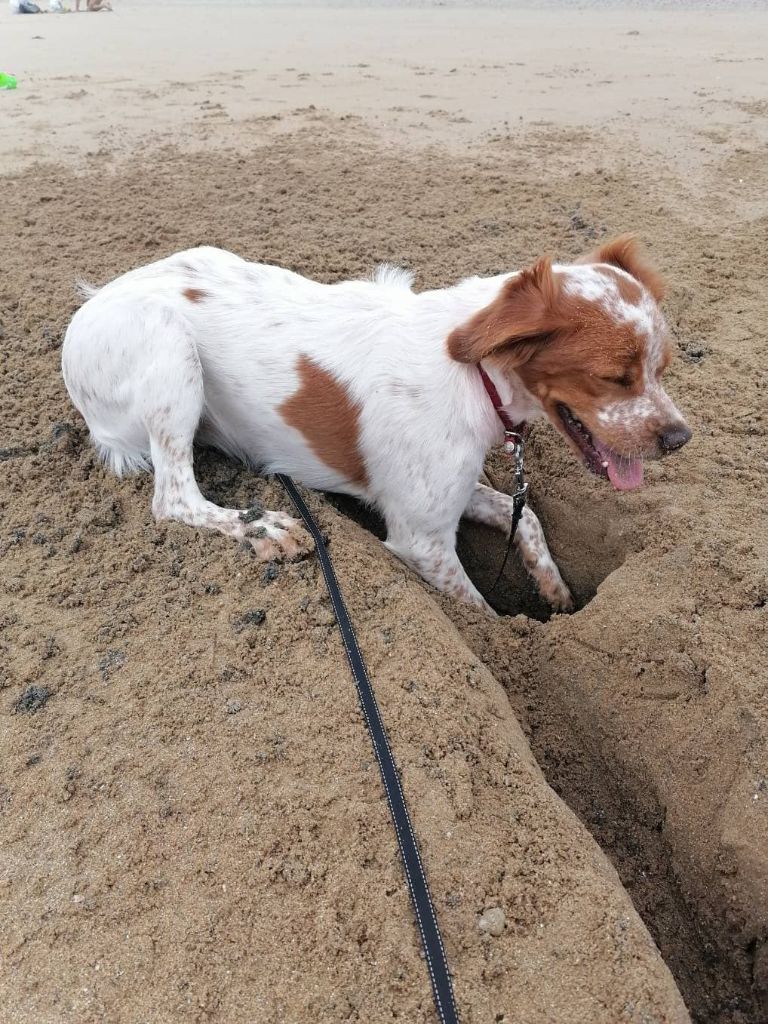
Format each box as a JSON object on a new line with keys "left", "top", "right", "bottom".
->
{"left": 2, "top": 1, "right": 767, "bottom": 186}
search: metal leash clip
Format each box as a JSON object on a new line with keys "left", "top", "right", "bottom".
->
{"left": 504, "top": 429, "right": 529, "bottom": 506}
{"left": 487, "top": 429, "right": 529, "bottom": 599}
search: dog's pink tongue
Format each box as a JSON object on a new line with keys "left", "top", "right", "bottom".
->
{"left": 595, "top": 441, "right": 644, "bottom": 491}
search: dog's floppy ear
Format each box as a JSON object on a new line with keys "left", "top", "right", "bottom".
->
{"left": 447, "top": 257, "right": 565, "bottom": 365}
{"left": 579, "top": 233, "right": 665, "bottom": 302}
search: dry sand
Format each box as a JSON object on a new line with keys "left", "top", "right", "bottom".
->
{"left": 1, "top": 3, "right": 767, "bottom": 1024}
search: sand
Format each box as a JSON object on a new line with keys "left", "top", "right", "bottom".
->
{"left": 3, "top": 1, "right": 768, "bottom": 181}
{"left": 1, "top": 3, "right": 766, "bottom": 1023}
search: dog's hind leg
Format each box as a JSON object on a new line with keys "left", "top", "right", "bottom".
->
{"left": 149, "top": 430, "right": 312, "bottom": 561}
{"left": 463, "top": 484, "right": 574, "bottom": 611}
{"left": 143, "top": 340, "right": 312, "bottom": 560}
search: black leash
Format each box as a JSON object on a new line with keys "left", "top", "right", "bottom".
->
{"left": 277, "top": 474, "right": 460, "bottom": 1024}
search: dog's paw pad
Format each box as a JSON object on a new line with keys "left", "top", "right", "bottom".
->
{"left": 244, "top": 512, "right": 314, "bottom": 562}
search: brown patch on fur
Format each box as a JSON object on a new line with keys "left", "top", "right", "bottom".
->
{"left": 505, "top": 313, "right": 642, "bottom": 399}
{"left": 579, "top": 234, "right": 666, "bottom": 301}
{"left": 447, "top": 258, "right": 566, "bottom": 365}
{"left": 183, "top": 287, "right": 207, "bottom": 303}
{"left": 280, "top": 355, "right": 368, "bottom": 487}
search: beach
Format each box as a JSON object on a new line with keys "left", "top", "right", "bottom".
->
{"left": 1, "top": 3, "right": 767, "bottom": 1022}
{"left": 2, "top": 1, "right": 768, "bottom": 182}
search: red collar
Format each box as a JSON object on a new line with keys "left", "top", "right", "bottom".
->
{"left": 478, "top": 364, "right": 526, "bottom": 436}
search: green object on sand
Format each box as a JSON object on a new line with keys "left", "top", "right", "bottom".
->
{"left": 0, "top": 73, "right": 18, "bottom": 91}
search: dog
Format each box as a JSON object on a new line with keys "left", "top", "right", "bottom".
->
{"left": 61, "top": 235, "right": 691, "bottom": 614}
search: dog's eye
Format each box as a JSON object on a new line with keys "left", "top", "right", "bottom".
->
{"left": 605, "top": 374, "right": 633, "bottom": 388}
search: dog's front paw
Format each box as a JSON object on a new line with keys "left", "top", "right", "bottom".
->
{"left": 543, "top": 575, "right": 575, "bottom": 613}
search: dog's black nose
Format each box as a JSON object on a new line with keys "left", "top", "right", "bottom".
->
{"left": 659, "top": 425, "right": 692, "bottom": 452}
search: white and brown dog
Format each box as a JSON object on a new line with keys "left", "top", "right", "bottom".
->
{"left": 62, "top": 236, "right": 691, "bottom": 614}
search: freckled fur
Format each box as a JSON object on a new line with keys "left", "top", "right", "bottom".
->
{"left": 61, "top": 240, "right": 689, "bottom": 611}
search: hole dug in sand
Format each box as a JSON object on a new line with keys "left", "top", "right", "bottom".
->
{"left": 459, "top": 438, "right": 634, "bottom": 619}
{"left": 458, "top": 487, "right": 629, "bottom": 620}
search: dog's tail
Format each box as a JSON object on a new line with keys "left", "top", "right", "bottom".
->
{"left": 75, "top": 280, "right": 100, "bottom": 302}
{"left": 372, "top": 263, "right": 415, "bottom": 291}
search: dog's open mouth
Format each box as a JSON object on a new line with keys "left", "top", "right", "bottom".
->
{"left": 556, "top": 403, "right": 644, "bottom": 491}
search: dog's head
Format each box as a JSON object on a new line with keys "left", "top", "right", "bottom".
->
{"left": 448, "top": 236, "right": 691, "bottom": 490}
